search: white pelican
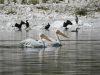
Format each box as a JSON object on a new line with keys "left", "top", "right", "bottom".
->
{"left": 21, "top": 33, "right": 51, "bottom": 48}
{"left": 38, "top": 30, "right": 68, "bottom": 47}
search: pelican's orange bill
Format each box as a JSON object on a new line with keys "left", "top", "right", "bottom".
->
{"left": 58, "top": 32, "right": 68, "bottom": 38}
{"left": 41, "top": 34, "right": 51, "bottom": 41}
{"left": 56, "top": 30, "right": 68, "bottom": 38}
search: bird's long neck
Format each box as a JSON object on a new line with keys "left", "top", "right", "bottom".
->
{"left": 75, "top": 15, "right": 78, "bottom": 24}
{"left": 76, "top": 28, "right": 78, "bottom": 32}
{"left": 55, "top": 33, "right": 61, "bottom": 44}
{"left": 20, "top": 22, "right": 23, "bottom": 26}
{"left": 39, "top": 37, "right": 45, "bottom": 48}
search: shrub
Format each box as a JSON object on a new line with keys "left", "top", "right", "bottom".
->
{"left": 43, "top": 0, "right": 48, "bottom": 3}
{"left": 76, "top": 8, "right": 87, "bottom": 16}
{"left": 6, "top": 9, "right": 17, "bottom": 15}
{"left": 31, "top": 0, "right": 37, "bottom": 5}
{"left": 37, "top": 6, "right": 49, "bottom": 10}
{"left": 13, "top": 0, "right": 17, "bottom": 3}
{"left": 0, "top": 0, "right": 4, "bottom": 4}
{"left": 55, "top": 10, "right": 59, "bottom": 13}
{"left": 22, "top": 0, "right": 27, "bottom": 4}
{"left": 68, "top": 0, "right": 70, "bottom": 3}
{"left": 94, "top": 8, "right": 100, "bottom": 12}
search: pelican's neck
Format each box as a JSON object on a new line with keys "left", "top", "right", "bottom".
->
{"left": 55, "top": 33, "right": 61, "bottom": 44}
{"left": 39, "top": 36, "right": 45, "bottom": 47}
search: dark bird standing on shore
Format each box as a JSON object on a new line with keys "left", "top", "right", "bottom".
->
{"left": 13, "top": 20, "right": 25, "bottom": 30}
{"left": 63, "top": 20, "right": 73, "bottom": 30}
{"left": 26, "top": 20, "right": 29, "bottom": 29}
{"left": 45, "top": 23, "right": 50, "bottom": 30}
{"left": 75, "top": 14, "right": 78, "bottom": 24}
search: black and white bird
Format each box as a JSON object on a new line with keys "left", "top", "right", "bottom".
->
{"left": 44, "top": 23, "right": 50, "bottom": 30}
{"left": 70, "top": 14, "right": 79, "bottom": 32}
{"left": 25, "top": 20, "right": 31, "bottom": 30}
{"left": 71, "top": 28, "right": 79, "bottom": 32}
{"left": 63, "top": 20, "right": 73, "bottom": 30}
{"left": 26, "top": 20, "right": 29, "bottom": 29}
{"left": 13, "top": 20, "right": 25, "bottom": 30}
{"left": 75, "top": 14, "right": 78, "bottom": 24}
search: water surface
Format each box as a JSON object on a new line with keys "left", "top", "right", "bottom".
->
{"left": 0, "top": 19, "right": 100, "bottom": 75}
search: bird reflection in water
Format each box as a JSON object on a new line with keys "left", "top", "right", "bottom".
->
{"left": 22, "top": 47, "right": 60, "bottom": 68}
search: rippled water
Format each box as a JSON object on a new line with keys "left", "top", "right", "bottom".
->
{"left": 0, "top": 26, "right": 100, "bottom": 75}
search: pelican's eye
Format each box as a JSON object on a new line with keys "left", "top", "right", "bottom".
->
{"left": 40, "top": 34, "right": 44, "bottom": 37}
{"left": 56, "top": 30, "right": 60, "bottom": 33}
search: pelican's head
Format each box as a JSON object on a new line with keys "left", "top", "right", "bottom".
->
{"left": 56, "top": 30, "right": 68, "bottom": 38}
{"left": 40, "top": 33, "right": 51, "bottom": 41}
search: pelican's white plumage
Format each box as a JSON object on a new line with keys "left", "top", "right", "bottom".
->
{"left": 21, "top": 38, "right": 43, "bottom": 48}
{"left": 21, "top": 33, "right": 51, "bottom": 48}
{"left": 38, "top": 30, "right": 68, "bottom": 47}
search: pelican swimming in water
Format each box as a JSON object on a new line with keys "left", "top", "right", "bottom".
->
{"left": 21, "top": 33, "right": 51, "bottom": 48}
{"left": 38, "top": 30, "right": 68, "bottom": 47}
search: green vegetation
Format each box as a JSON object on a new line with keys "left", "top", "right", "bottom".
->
{"left": 55, "top": 10, "right": 59, "bottom": 13}
{"left": 37, "top": 6, "right": 49, "bottom": 10}
{"left": 54, "top": 0, "right": 63, "bottom": 3}
{"left": 22, "top": 0, "right": 27, "bottom": 4}
{"left": 0, "top": 0, "right": 4, "bottom": 4}
{"left": 13, "top": 0, "right": 17, "bottom": 3}
{"left": 43, "top": 0, "right": 48, "bottom": 3}
{"left": 6, "top": 11, "right": 17, "bottom": 15}
{"left": 68, "top": 0, "right": 70, "bottom": 3}
{"left": 76, "top": 8, "right": 87, "bottom": 16}
{"left": 6, "top": 9, "right": 17, "bottom": 15}
{"left": 94, "top": 8, "right": 100, "bottom": 12}
{"left": 31, "top": 0, "right": 37, "bottom": 5}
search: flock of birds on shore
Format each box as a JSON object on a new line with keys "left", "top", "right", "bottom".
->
{"left": 12, "top": 14, "right": 79, "bottom": 31}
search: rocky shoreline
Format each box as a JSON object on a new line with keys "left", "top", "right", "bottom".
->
{"left": 0, "top": 0, "right": 100, "bottom": 19}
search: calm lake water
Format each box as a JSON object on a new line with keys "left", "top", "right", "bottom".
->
{"left": 0, "top": 17, "right": 100, "bottom": 75}
{"left": 0, "top": 27, "right": 100, "bottom": 75}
